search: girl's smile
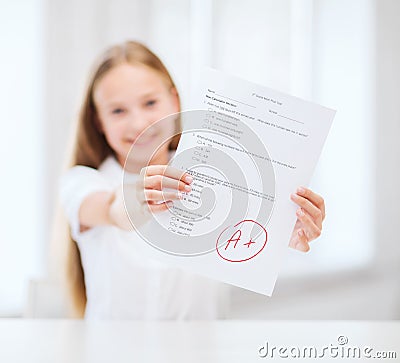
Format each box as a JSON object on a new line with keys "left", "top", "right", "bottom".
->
{"left": 126, "top": 131, "right": 159, "bottom": 146}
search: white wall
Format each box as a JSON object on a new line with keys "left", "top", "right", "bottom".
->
{"left": 0, "top": 0, "right": 45, "bottom": 316}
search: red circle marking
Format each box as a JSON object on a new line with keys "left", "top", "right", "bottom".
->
{"left": 216, "top": 219, "right": 268, "bottom": 262}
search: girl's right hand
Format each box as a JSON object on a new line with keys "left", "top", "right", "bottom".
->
{"left": 137, "top": 165, "right": 193, "bottom": 213}
{"left": 109, "top": 165, "right": 193, "bottom": 230}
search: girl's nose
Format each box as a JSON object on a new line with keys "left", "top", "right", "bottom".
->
{"left": 127, "top": 112, "right": 151, "bottom": 134}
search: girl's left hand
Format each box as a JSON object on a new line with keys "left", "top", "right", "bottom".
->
{"left": 289, "top": 187, "right": 325, "bottom": 252}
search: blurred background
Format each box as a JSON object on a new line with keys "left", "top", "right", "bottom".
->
{"left": 0, "top": 0, "right": 399, "bottom": 319}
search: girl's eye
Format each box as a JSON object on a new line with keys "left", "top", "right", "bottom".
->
{"left": 112, "top": 108, "right": 125, "bottom": 115}
{"left": 145, "top": 99, "right": 157, "bottom": 107}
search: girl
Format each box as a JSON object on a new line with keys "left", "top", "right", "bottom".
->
{"left": 59, "top": 40, "right": 326, "bottom": 319}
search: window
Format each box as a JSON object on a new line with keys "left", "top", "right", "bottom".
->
{"left": 187, "top": 0, "right": 375, "bottom": 277}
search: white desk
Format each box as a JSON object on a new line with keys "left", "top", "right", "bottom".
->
{"left": 0, "top": 320, "right": 398, "bottom": 362}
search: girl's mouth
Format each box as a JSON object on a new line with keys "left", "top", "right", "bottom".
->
{"left": 127, "top": 134, "right": 157, "bottom": 146}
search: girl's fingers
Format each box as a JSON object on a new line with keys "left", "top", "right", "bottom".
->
{"left": 144, "top": 189, "right": 183, "bottom": 202}
{"left": 296, "top": 187, "right": 325, "bottom": 220}
{"left": 141, "top": 165, "right": 193, "bottom": 184}
{"left": 144, "top": 175, "right": 192, "bottom": 192}
{"left": 296, "top": 208, "right": 322, "bottom": 241}
{"left": 148, "top": 201, "right": 173, "bottom": 213}
{"left": 290, "top": 193, "right": 323, "bottom": 227}
{"left": 295, "top": 229, "right": 310, "bottom": 252}
{"left": 289, "top": 188, "right": 325, "bottom": 253}
{"left": 289, "top": 219, "right": 301, "bottom": 249}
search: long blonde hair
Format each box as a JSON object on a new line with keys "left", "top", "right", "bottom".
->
{"left": 53, "top": 41, "right": 181, "bottom": 318}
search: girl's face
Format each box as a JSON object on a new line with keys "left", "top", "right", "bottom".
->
{"left": 93, "top": 62, "right": 179, "bottom": 171}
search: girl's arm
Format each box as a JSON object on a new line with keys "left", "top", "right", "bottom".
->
{"left": 78, "top": 166, "right": 193, "bottom": 232}
{"left": 78, "top": 191, "right": 115, "bottom": 231}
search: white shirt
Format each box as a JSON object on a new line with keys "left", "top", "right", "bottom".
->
{"left": 59, "top": 155, "right": 230, "bottom": 320}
